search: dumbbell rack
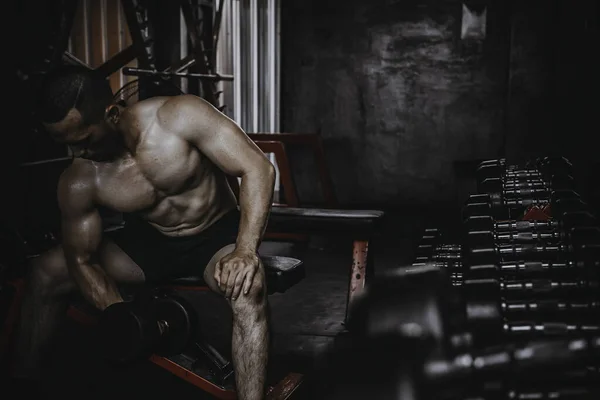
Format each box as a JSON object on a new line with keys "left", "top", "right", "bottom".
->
{"left": 408, "top": 156, "right": 600, "bottom": 398}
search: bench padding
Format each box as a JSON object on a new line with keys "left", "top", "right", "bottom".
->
{"left": 267, "top": 206, "right": 384, "bottom": 238}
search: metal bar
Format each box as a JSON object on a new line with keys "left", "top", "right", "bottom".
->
{"left": 179, "top": 8, "right": 189, "bottom": 93}
{"left": 274, "top": 0, "right": 281, "bottom": 132}
{"left": 122, "top": 67, "right": 233, "bottom": 81}
{"left": 83, "top": 0, "right": 91, "bottom": 65}
{"left": 268, "top": 0, "right": 276, "bottom": 133}
{"left": 62, "top": 51, "right": 93, "bottom": 69}
{"left": 213, "top": 0, "right": 226, "bottom": 56}
{"left": 179, "top": 0, "right": 218, "bottom": 105}
{"left": 165, "top": 54, "right": 196, "bottom": 73}
{"left": 120, "top": 0, "right": 154, "bottom": 69}
{"left": 118, "top": 0, "right": 124, "bottom": 88}
{"left": 20, "top": 157, "right": 72, "bottom": 167}
{"left": 250, "top": 0, "right": 259, "bottom": 132}
{"left": 95, "top": 45, "right": 137, "bottom": 78}
{"left": 100, "top": 0, "right": 108, "bottom": 62}
{"left": 232, "top": 0, "right": 242, "bottom": 124}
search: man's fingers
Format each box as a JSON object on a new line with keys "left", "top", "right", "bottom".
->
{"left": 219, "top": 266, "right": 230, "bottom": 293}
{"left": 225, "top": 266, "right": 238, "bottom": 298}
{"left": 231, "top": 271, "right": 246, "bottom": 301}
{"left": 242, "top": 267, "right": 257, "bottom": 296}
{"left": 213, "top": 261, "right": 222, "bottom": 286}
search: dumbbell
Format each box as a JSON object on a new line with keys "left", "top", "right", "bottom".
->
{"left": 405, "top": 261, "right": 600, "bottom": 342}
{"left": 327, "top": 267, "right": 600, "bottom": 399}
{"left": 462, "top": 190, "right": 583, "bottom": 221}
{"left": 98, "top": 289, "right": 197, "bottom": 363}
{"left": 415, "top": 243, "right": 462, "bottom": 262}
{"left": 466, "top": 259, "right": 600, "bottom": 281}
{"left": 466, "top": 222, "right": 600, "bottom": 250}
{"left": 478, "top": 174, "right": 576, "bottom": 199}
{"left": 476, "top": 157, "right": 572, "bottom": 183}
{"left": 464, "top": 211, "right": 597, "bottom": 237}
{"left": 316, "top": 331, "right": 600, "bottom": 400}
{"left": 467, "top": 226, "right": 600, "bottom": 264}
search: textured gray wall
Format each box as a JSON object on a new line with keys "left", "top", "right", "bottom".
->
{"left": 280, "top": 0, "right": 598, "bottom": 208}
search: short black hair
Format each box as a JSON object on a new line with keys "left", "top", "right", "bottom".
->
{"left": 37, "top": 65, "right": 114, "bottom": 124}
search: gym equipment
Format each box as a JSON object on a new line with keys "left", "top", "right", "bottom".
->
{"left": 320, "top": 266, "right": 600, "bottom": 399}
{"left": 478, "top": 174, "right": 576, "bottom": 199}
{"left": 98, "top": 291, "right": 197, "bottom": 363}
{"left": 476, "top": 157, "right": 572, "bottom": 183}
{"left": 462, "top": 190, "right": 583, "bottom": 220}
{"left": 467, "top": 226, "right": 600, "bottom": 263}
{"left": 463, "top": 210, "right": 597, "bottom": 235}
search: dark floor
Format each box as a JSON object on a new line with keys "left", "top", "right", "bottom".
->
{"left": 31, "top": 207, "right": 462, "bottom": 399}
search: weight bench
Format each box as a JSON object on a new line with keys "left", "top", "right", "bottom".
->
{"left": 266, "top": 205, "right": 385, "bottom": 322}
{"left": 64, "top": 254, "right": 305, "bottom": 400}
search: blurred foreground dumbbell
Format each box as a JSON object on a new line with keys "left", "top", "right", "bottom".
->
{"left": 476, "top": 156, "right": 572, "bottom": 184}
{"left": 308, "top": 266, "right": 600, "bottom": 400}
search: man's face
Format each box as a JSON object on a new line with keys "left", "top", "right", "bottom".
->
{"left": 43, "top": 108, "right": 114, "bottom": 161}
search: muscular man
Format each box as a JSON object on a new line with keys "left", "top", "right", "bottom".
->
{"left": 12, "top": 66, "right": 275, "bottom": 400}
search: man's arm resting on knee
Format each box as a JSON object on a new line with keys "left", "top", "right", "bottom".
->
{"left": 57, "top": 169, "right": 124, "bottom": 310}
{"left": 162, "top": 95, "right": 276, "bottom": 296}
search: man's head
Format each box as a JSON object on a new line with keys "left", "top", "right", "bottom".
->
{"left": 37, "top": 65, "right": 121, "bottom": 160}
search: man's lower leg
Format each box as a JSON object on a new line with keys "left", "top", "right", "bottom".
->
{"left": 231, "top": 290, "right": 269, "bottom": 400}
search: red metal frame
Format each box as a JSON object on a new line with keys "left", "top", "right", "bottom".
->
{"left": 248, "top": 133, "right": 337, "bottom": 208}
{"left": 346, "top": 240, "right": 369, "bottom": 322}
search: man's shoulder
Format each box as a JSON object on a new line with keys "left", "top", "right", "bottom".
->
{"left": 58, "top": 159, "right": 97, "bottom": 200}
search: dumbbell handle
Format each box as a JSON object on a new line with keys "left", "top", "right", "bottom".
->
{"left": 499, "top": 260, "right": 600, "bottom": 274}
{"left": 493, "top": 230, "right": 563, "bottom": 243}
{"left": 495, "top": 219, "right": 558, "bottom": 231}
{"left": 497, "top": 243, "right": 567, "bottom": 257}
{"left": 463, "top": 277, "right": 599, "bottom": 295}
{"left": 503, "top": 180, "right": 546, "bottom": 189}
{"left": 461, "top": 387, "right": 598, "bottom": 400}
{"left": 504, "top": 322, "right": 600, "bottom": 336}
{"left": 502, "top": 298, "right": 600, "bottom": 316}
{"left": 502, "top": 197, "right": 548, "bottom": 207}
{"left": 503, "top": 187, "right": 550, "bottom": 198}
{"left": 417, "top": 244, "right": 462, "bottom": 253}
{"left": 469, "top": 244, "right": 568, "bottom": 261}
{"left": 424, "top": 336, "right": 600, "bottom": 381}
{"left": 504, "top": 170, "right": 541, "bottom": 178}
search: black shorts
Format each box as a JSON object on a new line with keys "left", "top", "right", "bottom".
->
{"left": 106, "top": 209, "right": 240, "bottom": 284}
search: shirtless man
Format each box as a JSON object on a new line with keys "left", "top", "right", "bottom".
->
{"left": 12, "top": 65, "right": 275, "bottom": 400}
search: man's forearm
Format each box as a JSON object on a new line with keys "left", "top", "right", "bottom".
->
{"left": 67, "top": 257, "right": 123, "bottom": 310}
{"left": 235, "top": 164, "right": 275, "bottom": 253}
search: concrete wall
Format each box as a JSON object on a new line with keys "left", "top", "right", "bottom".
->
{"left": 280, "top": 0, "right": 599, "bottom": 208}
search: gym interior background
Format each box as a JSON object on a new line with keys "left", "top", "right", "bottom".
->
{"left": 4, "top": 0, "right": 600, "bottom": 398}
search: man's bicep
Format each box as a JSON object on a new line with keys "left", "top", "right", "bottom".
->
{"left": 61, "top": 210, "right": 103, "bottom": 262}
{"left": 57, "top": 170, "right": 103, "bottom": 263}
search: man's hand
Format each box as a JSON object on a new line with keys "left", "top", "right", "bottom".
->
{"left": 215, "top": 249, "right": 261, "bottom": 300}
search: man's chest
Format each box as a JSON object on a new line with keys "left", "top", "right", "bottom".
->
{"left": 95, "top": 136, "right": 204, "bottom": 212}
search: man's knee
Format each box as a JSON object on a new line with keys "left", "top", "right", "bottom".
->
{"left": 233, "top": 265, "right": 267, "bottom": 309}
